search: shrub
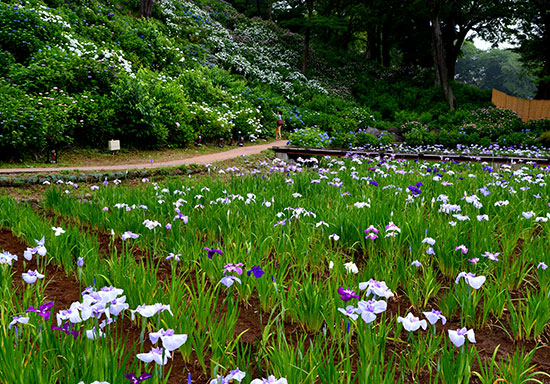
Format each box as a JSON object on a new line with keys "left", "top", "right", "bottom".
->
{"left": 394, "top": 110, "right": 432, "bottom": 125}
{"left": 436, "top": 130, "right": 460, "bottom": 148}
{"left": 538, "top": 131, "right": 550, "bottom": 148}
{"left": 457, "top": 131, "right": 480, "bottom": 145}
{"left": 68, "top": 93, "right": 118, "bottom": 147}
{"left": 329, "top": 130, "right": 355, "bottom": 149}
{"left": 435, "top": 109, "right": 471, "bottom": 131}
{"left": 404, "top": 125, "right": 433, "bottom": 146}
{"left": 0, "top": 84, "right": 74, "bottom": 160}
{"left": 400, "top": 121, "right": 425, "bottom": 135}
{"left": 466, "top": 107, "right": 523, "bottom": 140}
{"left": 0, "top": 3, "right": 65, "bottom": 63}
{"left": 288, "top": 127, "right": 329, "bottom": 148}
{"left": 309, "top": 113, "right": 352, "bottom": 136}
{"left": 355, "top": 129, "right": 378, "bottom": 147}
{"left": 377, "top": 131, "right": 394, "bottom": 145}
{"left": 0, "top": 50, "right": 15, "bottom": 77}
{"left": 452, "top": 81, "right": 492, "bottom": 110}
{"left": 8, "top": 48, "right": 120, "bottom": 94}
{"left": 526, "top": 119, "right": 550, "bottom": 135}
{"left": 111, "top": 73, "right": 169, "bottom": 148}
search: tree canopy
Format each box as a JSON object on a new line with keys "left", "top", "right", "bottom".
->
{"left": 228, "top": 0, "right": 550, "bottom": 103}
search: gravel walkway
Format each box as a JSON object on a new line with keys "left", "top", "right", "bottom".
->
{"left": 0, "top": 140, "right": 287, "bottom": 174}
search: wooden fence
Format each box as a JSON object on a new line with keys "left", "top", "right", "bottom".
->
{"left": 492, "top": 89, "right": 550, "bottom": 122}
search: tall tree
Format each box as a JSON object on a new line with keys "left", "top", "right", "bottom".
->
{"left": 302, "top": 0, "right": 314, "bottom": 73}
{"left": 438, "top": 0, "right": 514, "bottom": 80}
{"left": 516, "top": 0, "right": 550, "bottom": 99}
{"left": 456, "top": 42, "right": 537, "bottom": 99}
{"left": 140, "top": 0, "right": 154, "bottom": 18}
{"left": 428, "top": 0, "right": 455, "bottom": 109}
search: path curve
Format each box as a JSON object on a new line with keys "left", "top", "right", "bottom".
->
{"left": 0, "top": 140, "right": 287, "bottom": 174}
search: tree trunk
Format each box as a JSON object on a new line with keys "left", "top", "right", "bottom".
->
{"left": 375, "top": 25, "right": 382, "bottom": 65}
{"left": 256, "top": 0, "right": 262, "bottom": 17}
{"left": 302, "top": 0, "right": 314, "bottom": 73}
{"left": 381, "top": 19, "right": 391, "bottom": 67}
{"left": 429, "top": 0, "right": 454, "bottom": 110}
{"left": 535, "top": 0, "right": 550, "bottom": 99}
{"left": 140, "top": 0, "right": 153, "bottom": 18}
{"left": 267, "top": 0, "right": 273, "bottom": 20}
{"left": 444, "top": 28, "right": 468, "bottom": 81}
{"left": 535, "top": 61, "right": 550, "bottom": 100}
{"left": 366, "top": 25, "right": 377, "bottom": 61}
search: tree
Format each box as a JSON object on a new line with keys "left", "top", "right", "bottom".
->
{"left": 302, "top": 0, "right": 314, "bottom": 72}
{"left": 439, "top": 0, "right": 514, "bottom": 80}
{"left": 516, "top": 0, "right": 550, "bottom": 99}
{"left": 428, "top": 0, "right": 455, "bottom": 109}
{"left": 456, "top": 42, "right": 537, "bottom": 98}
{"left": 140, "top": 0, "right": 154, "bottom": 18}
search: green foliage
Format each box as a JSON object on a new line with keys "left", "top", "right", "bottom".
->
{"left": 537, "top": 131, "right": 550, "bottom": 148}
{"left": 110, "top": 70, "right": 196, "bottom": 148}
{"left": 377, "top": 131, "right": 394, "bottom": 145}
{"left": 403, "top": 126, "right": 434, "bottom": 146}
{"left": 456, "top": 42, "right": 536, "bottom": 99}
{"left": 355, "top": 129, "right": 378, "bottom": 147}
{"left": 526, "top": 119, "right": 550, "bottom": 135}
{"left": 112, "top": 73, "right": 169, "bottom": 148}
{"left": 0, "top": 83, "right": 75, "bottom": 160}
{"left": 400, "top": 121, "right": 426, "bottom": 136}
{"left": 468, "top": 107, "right": 524, "bottom": 140}
{"left": 328, "top": 130, "right": 355, "bottom": 149}
{"left": 0, "top": 2, "right": 65, "bottom": 63}
{"left": 8, "top": 47, "right": 120, "bottom": 94}
{"left": 288, "top": 127, "right": 330, "bottom": 148}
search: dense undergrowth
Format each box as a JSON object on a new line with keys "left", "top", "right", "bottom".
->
{"left": 1, "top": 0, "right": 549, "bottom": 161}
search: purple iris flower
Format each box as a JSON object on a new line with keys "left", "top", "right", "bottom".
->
{"left": 173, "top": 213, "right": 189, "bottom": 223}
{"left": 408, "top": 185, "right": 422, "bottom": 195}
{"left": 124, "top": 373, "right": 153, "bottom": 383}
{"left": 121, "top": 231, "right": 139, "bottom": 240}
{"left": 26, "top": 302, "right": 54, "bottom": 321}
{"left": 455, "top": 272, "right": 486, "bottom": 289}
{"left": 337, "top": 287, "right": 360, "bottom": 302}
{"left": 52, "top": 322, "right": 79, "bottom": 339}
{"left": 204, "top": 247, "right": 223, "bottom": 259}
{"left": 448, "top": 327, "right": 476, "bottom": 347}
{"left": 221, "top": 275, "right": 241, "bottom": 288}
{"left": 247, "top": 265, "right": 265, "bottom": 278}
{"left": 224, "top": 263, "right": 244, "bottom": 275}
{"left": 423, "top": 309, "right": 447, "bottom": 325}
{"left": 370, "top": 180, "right": 378, "bottom": 186}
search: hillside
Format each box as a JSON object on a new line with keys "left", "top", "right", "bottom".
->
{"left": 0, "top": 0, "right": 526, "bottom": 160}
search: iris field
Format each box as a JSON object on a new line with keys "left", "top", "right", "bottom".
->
{"left": 1, "top": 155, "right": 550, "bottom": 383}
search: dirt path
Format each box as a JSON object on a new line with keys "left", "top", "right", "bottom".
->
{"left": 0, "top": 140, "right": 287, "bottom": 174}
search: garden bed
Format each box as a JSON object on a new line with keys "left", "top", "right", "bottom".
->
{"left": 1, "top": 155, "right": 550, "bottom": 383}
{"left": 273, "top": 145, "right": 550, "bottom": 165}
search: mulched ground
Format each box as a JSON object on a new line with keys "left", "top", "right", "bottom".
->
{"left": 1, "top": 227, "right": 267, "bottom": 383}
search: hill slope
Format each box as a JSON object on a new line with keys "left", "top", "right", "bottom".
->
{"left": 0, "top": 0, "right": 493, "bottom": 160}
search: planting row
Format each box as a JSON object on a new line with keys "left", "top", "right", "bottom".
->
{"left": 1, "top": 155, "right": 550, "bottom": 383}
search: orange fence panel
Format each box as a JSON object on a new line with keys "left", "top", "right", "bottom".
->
{"left": 492, "top": 89, "right": 550, "bottom": 122}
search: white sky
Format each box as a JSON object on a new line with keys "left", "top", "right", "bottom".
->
{"left": 470, "top": 31, "right": 517, "bottom": 51}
